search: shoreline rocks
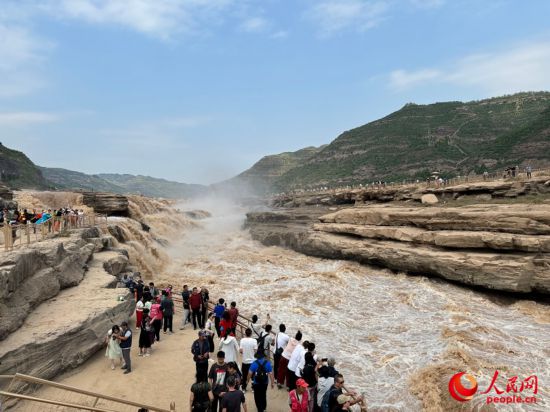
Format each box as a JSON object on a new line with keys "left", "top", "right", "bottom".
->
{"left": 246, "top": 204, "right": 550, "bottom": 295}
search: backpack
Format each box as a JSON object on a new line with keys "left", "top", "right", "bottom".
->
{"left": 321, "top": 387, "right": 338, "bottom": 412}
{"left": 256, "top": 333, "right": 267, "bottom": 357}
{"left": 253, "top": 359, "right": 268, "bottom": 384}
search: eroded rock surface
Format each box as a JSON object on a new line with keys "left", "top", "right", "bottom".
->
{"left": 82, "top": 192, "right": 129, "bottom": 216}
{"left": 247, "top": 204, "right": 550, "bottom": 294}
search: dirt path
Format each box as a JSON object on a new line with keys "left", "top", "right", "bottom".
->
{"left": 12, "top": 312, "right": 290, "bottom": 412}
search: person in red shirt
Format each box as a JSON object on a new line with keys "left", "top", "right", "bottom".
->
{"left": 228, "top": 301, "right": 239, "bottom": 329}
{"left": 189, "top": 287, "right": 203, "bottom": 330}
{"left": 219, "top": 311, "right": 232, "bottom": 338}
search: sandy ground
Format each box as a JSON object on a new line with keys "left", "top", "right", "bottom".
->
{"left": 12, "top": 311, "right": 290, "bottom": 412}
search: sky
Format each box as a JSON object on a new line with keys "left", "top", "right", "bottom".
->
{"left": 1, "top": 0, "right": 550, "bottom": 185}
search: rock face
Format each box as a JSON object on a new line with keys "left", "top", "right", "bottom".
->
{"left": 0, "top": 232, "right": 96, "bottom": 340}
{"left": 246, "top": 204, "right": 550, "bottom": 294}
{"left": 82, "top": 192, "right": 129, "bottom": 216}
{"left": 271, "top": 176, "right": 550, "bottom": 208}
{"left": 421, "top": 194, "right": 438, "bottom": 204}
{"left": 0, "top": 251, "right": 134, "bottom": 390}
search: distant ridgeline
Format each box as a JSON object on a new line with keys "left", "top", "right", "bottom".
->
{"left": 0, "top": 142, "right": 206, "bottom": 198}
{"left": 230, "top": 91, "right": 550, "bottom": 192}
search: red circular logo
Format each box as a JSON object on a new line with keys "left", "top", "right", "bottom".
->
{"left": 449, "top": 372, "right": 478, "bottom": 402}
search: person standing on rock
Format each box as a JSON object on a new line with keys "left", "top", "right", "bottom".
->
{"left": 239, "top": 328, "right": 257, "bottom": 392}
{"left": 247, "top": 351, "right": 274, "bottom": 412}
{"left": 192, "top": 331, "right": 211, "bottom": 381}
{"left": 190, "top": 287, "right": 203, "bottom": 330}
{"left": 209, "top": 350, "right": 228, "bottom": 412}
{"left": 105, "top": 325, "right": 123, "bottom": 370}
{"left": 161, "top": 291, "right": 174, "bottom": 334}
{"left": 135, "top": 297, "right": 144, "bottom": 330}
{"left": 181, "top": 284, "right": 191, "bottom": 330}
{"left": 200, "top": 287, "right": 210, "bottom": 328}
{"left": 214, "top": 299, "right": 226, "bottom": 337}
{"left": 278, "top": 331, "right": 301, "bottom": 389}
{"left": 273, "top": 324, "right": 289, "bottom": 387}
{"left": 150, "top": 297, "right": 163, "bottom": 342}
{"left": 118, "top": 321, "right": 132, "bottom": 374}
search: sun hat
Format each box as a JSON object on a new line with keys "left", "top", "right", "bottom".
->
{"left": 296, "top": 378, "right": 308, "bottom": 388}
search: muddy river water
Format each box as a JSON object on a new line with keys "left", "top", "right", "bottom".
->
{"left": 162, "top": 203, "right": 550, "bottom": 411}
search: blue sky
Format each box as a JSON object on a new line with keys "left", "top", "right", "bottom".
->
{"left": 1, "top": 0, "right": 550, "bottom": 184}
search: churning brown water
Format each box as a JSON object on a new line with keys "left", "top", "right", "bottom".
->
{"left": 161, "top": 201, "right": 550, "bottom": 411}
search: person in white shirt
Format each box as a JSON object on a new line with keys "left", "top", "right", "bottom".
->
{"left": 273, "top": 324, "right": 289, "bottom": 388}
{"left": 239, "top": 328, "right": 258, "bottom": 392}
{"left": 219, "top": 333, "right": 240, "bottom": 364}
{"left": 296, "top": 342, "right": 317, "bottom": 378}
{"left": 287, "top": 340, "right": 308, "bottom": 390}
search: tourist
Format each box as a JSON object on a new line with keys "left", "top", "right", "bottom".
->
{"left": 250, "top": 315, "right": 264, "bottom": 339}
{"left": 190, "top": 373, "right": 214, "bottom": 412}
{"left": 296, "top": 342, "right": 316, "bottom": 379}
{"left": 150, "top": 297, "right": 163, "bottom": 342}
{"left": 117, "top": 321, "right": 132, "bottom": 374}
{"left": 208, "top": 350, "right": 228, "bottom": 412}
{"left": 278, "top": 330, "right": 301, "bottom": 389}
{"left": 247, "top": 351, "right": 274, "bottom": 412}
{"left": 221, "top": 375, "right": 247, "bottom": 412}
{"left": 105, "top": 325, "right": 123, "bottom": 370}
{"left": 180, "top": 284, "right": 191, "bottom": 330}
{"left": 204, "top": 312, "right": 217, "bottom": 353}
{"left": 289, "top": 378, "right": 309, "bottom": 412}
{"left": 228, "top": 302, "right": 239, "bottom": 330}
{"left": 189, "top": 287, "right": 203, "bottom": 330}
{"left": 288, "top": 340, "right": 308, "bottom": 390}
{"left": 135, "top": 279, "right": 144, "bottom": 301}
{"left": 261, "top": 324, "right": 274, "bottom": 361}
{"left": 214, "top": 298, "right": 226, "bottom": 337}
{"left": 322, "top": 374, "right": 364, "bottom": 412}
{"left": 239, "top": 328, "right": 257, "bottom": 392}
{"left": 149, "top": 282, "right": 159, "bottom": 299}
{"left": 301, "top": 352, "right": 317, "bottom": 411}
{"left": 317, "top": 359, "right": 338, "bottom": 409}
{"left": 138, "top": 310, "right": 152, "bottom": 357}
{"left": 142, "top": 285, "right": 152, "bottom": 303}
{"left": 225, "top": 362, "right": 243, "bottom": 390}
{"left": 135, "top": 297, "right": 144, "bottom": 330}
{"left": 526, "top": 165, "right": 532, "bottom": 179}
{"left": 219, "top": 311, "right": 232, "bottom": 338}
{"left": 200, "top": 286, "right": 209, "bottom": 328}
{"left": 161, "top": 291, "right": 174, "bottom": 334}
{"left": 192, "top": 331, "right": 210, "bottom": 382}
{"left": 219, "top": 330, "right": 239, "bottom": 364}
{"left": 273, "top": 323, "right": 289, "bottom": 387}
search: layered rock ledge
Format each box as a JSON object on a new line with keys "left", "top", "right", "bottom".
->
{"left": 246, "top": 204, "right": 550, "bottom": 294}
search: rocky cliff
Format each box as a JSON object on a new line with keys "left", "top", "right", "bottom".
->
{"left": 246, "top": 204, "right": 550, "bottom": 294}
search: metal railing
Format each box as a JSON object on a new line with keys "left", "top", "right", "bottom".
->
{"left": 269, "top": 167, "right": 550, "bottom": 199}
{"left": 0, "top": 373, "right": 175, "bottom": 412}
{"left": 1, "top": 214, "right": 108, "bottom": 252}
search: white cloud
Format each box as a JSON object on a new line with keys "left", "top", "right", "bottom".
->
{"left": 29, "top": 0, "right": 235, "bottom": 40}
{"left": 240, "top": 16, "right": 268, "bottom": 33}
{"left": 0, "top": 112, "right": 59, "bottom": 126}
{"left": 307, "top": 0, "right": 390, "bottom": 35}
{"left": 0, "top": 23, "right": 52, "bottom": 98}
{"left": 388, "top": 40, "right": 550, "bottom": 95}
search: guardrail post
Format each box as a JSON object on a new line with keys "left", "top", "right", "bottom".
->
{"left": 3, "top": 224, "right": 8, "bottom": 251}
{"left": 26, "top": 224, "right": 30, "bottom": 245}
{"left": 170, "top": 401, "right": 176, "bottom": 411}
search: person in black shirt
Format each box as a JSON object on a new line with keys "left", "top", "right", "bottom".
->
{"left": 190, "top": 374, "right": 213, "bottom": 412}
{"left": 221, "top": 376, "right": 247, "bottom": 412}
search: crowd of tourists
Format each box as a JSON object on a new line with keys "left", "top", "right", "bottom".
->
{"left": 106, "top": 282, "right": 366, "bottom": 411}
{"left": 0, "top": 207, "right": 86, "bottom": 232}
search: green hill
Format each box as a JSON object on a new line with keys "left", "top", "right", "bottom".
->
{"left": 0, "top": 143, "right": 49, "bottom": 189}
{"left": 98, "top": 173, "right": 206, "bottom": 199}
{"left": 39, "top": 168, "right": 206, "bottom": 199}
{"left": 228, "top": 146, "right": 325, "bottom": 193}
{"left": 274, "top": 91, "right": 550, "bottom": 189}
